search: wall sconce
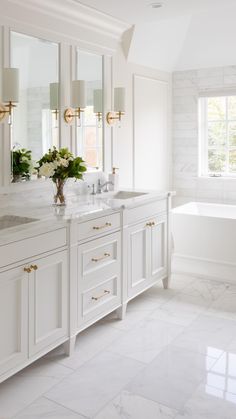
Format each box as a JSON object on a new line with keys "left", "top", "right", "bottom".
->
{"left": 64, "top": 80, "right": 86, "bottom": 124}
{"left": 106, "top": 87, "right": 125, "bottom": 126}
{"left": 50, "top": 82, "right": 59, "bottom": 120}
{"left": 0, "top": 68, "right": 19, "bottom": 125}
{"left": 93, "top": 89, "right": 103, "bottom": 127}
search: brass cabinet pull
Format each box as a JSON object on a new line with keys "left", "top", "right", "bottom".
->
{"left": 93, "top": 222, "right": 112, "bottom": 230}
{"left": 146, "top": 221, "right": 156, "bottom": 227}
{"left": 91, "top": 253, "right": 110, "bottom": 263}
{"left": 24, "top": 266, "right": 32, "bottom": 273}
{"left": 30, "top": 265, "right": 38, "bottom": 271}
{"left": 92, "top": 289, "right": 110, "bottom": 301}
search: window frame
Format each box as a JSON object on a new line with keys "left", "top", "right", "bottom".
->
{"left": 199, "top": 95, "right": 236, "bottom": 177}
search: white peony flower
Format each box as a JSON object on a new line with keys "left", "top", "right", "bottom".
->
{"left": 39, "top": 162, "right": 55, "bottom": 178}
{"left": 58, "top": 158, "right": 69, "bottom": 168}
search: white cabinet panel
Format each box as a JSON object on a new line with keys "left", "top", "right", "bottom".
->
{"left": 127, "top": 221, "right": 149, "bottom": 298}
{"left": 150, "top": 216, "right": 167, "bottom": 279}
{"left": 29, "top": 251, "right": 68, "bottom": 357}
{"left": 127, "top": 214, "right": 167, "bottom": 299}
{"left": 0, "top": 266, "right": 28, "bottom": 376}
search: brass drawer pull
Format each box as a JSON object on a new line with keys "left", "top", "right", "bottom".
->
{"left": 24, "top": 266, "right": 32, "bottom": 273}
{"left": 91, "top": 253, "right": 110, "bottom": 263}
{"left": 92, "top": 289, "right": 111, "bottom": 301}
{"left": 30, "top": 265, "right": 38, "bottom": 271}
{"left": 93, "top": 222, "right": 112, "bottom": 230}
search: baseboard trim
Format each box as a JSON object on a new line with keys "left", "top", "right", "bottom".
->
{"left": 172, "top": 253, "right": 236, "bottom": 283}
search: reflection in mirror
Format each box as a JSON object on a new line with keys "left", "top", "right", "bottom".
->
{"left": 76, "top": 50, "right": 103, "bottom": 170}
{"left": 10, "top": 31, "right": 59, "bottom": 182}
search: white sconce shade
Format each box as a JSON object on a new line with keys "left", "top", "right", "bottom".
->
{"left": 72, "top": 80, "right": 86, "bottom": 109}
{"left": 93, "top": 89, "right": 103, "bottom": 113}
{"left": 50, "top": 82, "right": 59, "bottom": 110}
{"left": 114, "top": 87, "right": 125, "bottom": 112}
{"left": 2, "top": 68, "right": 19, "bottom": 103}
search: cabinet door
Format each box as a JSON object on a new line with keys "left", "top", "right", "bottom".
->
{"left": 29, "top": 251, "right": 68, "bottom": 357}
{"left": 149, "top": 215, "right": 167, "bottom": 280}
{"left": 127, "top": 221, "right": 149, "bottom": 298}
{"left": 0, "top": 266, "right": 28, "bottom": 378}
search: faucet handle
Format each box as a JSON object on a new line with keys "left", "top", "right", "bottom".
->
{"left": 91, "top": 184, "right": 96, "bottom": 195}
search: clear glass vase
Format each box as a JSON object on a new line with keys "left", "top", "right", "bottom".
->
{"left": 52, "top": 179, "right": 67, "bottom": 206}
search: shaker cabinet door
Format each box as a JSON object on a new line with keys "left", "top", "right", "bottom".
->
{"left": 149, "top": 215, "right": 167, "bottom": 280}
{"left": 29, "top": 250, "right": 68, "bottom": 357}
{"left": 127, "top": 221, "right": 149, "bottom": 298}
{"left": 0, "top": 266, "right": 28, "bottom": 378}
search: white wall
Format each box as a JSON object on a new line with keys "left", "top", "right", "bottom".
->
{"left": 112, "top": 45, "right": 172, "bottom": 190}
{"left": 172, "top": 65, "right": 236, "bottom": 207}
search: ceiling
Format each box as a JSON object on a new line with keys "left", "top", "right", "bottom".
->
{"left": 74, "top": 0, "right": 236, "bottom": 72}
{"left": 75, "top": 0, "right": 236, "bottom": 24}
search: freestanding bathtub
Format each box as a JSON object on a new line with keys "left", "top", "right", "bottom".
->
{"left": 172, "top": 202, "right": 236, "bottom": 282}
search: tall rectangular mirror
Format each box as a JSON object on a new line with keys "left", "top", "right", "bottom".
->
{"left": 10, "top": 31, "right": 59, "bottom": 182}
{"left": 76, "top": 50, "right": 103, "bottom": 170}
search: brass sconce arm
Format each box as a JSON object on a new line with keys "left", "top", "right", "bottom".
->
{"left": 106, "top": 111, "right": 125, "bottom": 126}
{"left": 64, "top": 107, "right": 84, "bottom": 124}
{"left": 0, "top": 101, "right": 17, "bottom": 123}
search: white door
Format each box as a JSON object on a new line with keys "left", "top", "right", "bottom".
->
{"left": 127, "top": 221, "right": 149, "bottom": 298}
{"left": 0, "top": 265, "right": 28, "bottom": 378}
{"left": 149, "top": 215, "right": 167, "bottom": 280}
{"left": 134, "top": 75, "right": 169, "bottom": 190}
{"left": 29, "top": 250, "right": 68, "bottom": 357}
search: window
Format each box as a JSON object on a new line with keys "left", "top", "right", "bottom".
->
{"left": 78, "top": 106, "right": 103, "bottom": 169}
{"left": 199, "top": 95, "right": 236, "bottom": 176}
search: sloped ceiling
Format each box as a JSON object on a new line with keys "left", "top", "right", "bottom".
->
{"left": 76, "top": 0, "right": 236, "bottom": 72}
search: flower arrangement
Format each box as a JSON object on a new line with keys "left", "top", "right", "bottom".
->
{"left": 12, "top": 148, "right": 33, "bottom": 182}
{"left": 37, "top": 147, "right": 87, "bottom": 205}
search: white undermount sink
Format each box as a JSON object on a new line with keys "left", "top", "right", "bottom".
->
{"left": 0, "top": 215, "right": 39, "bottom": 230}
{"left": 112, "top": 191, "right": 148, "bottom": 200}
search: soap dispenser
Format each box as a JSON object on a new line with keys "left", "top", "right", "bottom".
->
{"left": 108, "top": 167, "right": 119, "bottom": 191}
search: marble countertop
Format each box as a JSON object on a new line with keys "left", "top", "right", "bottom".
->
{"left": 0, "top": 189, "right": 174, "bottom": 245}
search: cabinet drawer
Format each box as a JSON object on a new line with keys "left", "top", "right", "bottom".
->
{"left": 78, "top": 233, "right": 120, "bottom": 285}
{"left": 82, "top": 276, "right": 120, "bottom": 322}
{"left": 0, "top": 228, "right": 67, "bottom": 268}
{"left": 77, "top": 213, "right": 120, "bottom": 242}
{"left": 123, "top": 200, "right": 167, "bottom": 226}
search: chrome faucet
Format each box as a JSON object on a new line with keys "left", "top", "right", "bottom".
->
{"left": 97, "top": 179, "right": 114, "bottom": 194}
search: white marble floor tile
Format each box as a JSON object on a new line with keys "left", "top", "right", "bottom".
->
{"left": 181, "top": 279, "right": 229, "bottom": 303}
{"left": 101, "top": 307, "right": 151, "bottom": 331}
{"left": 18, "top": 357, "right": 74, "bottom": 379}
{"left": 94, "top": 391, "right": 177, "bottom": 419}
{"left": 45, "top": 351, "right": 144, "bottom": 418}
{"left": 126, "top": 292, "right": 164, "bottom": 312}
{"left": 150, "top": 292, "right": 210, "bottom": 327}
{"left": 13, "top": 397, "right": 85, "bottom": 419}
{"left": 107, "top": 317, "right": 184, "bottom": 364}
{"left": 175, "top": 383, "right": 236, "bottom": 418}
{"left": 127, "top": 345, "right": 216, "bottom": 410}
{"left": 207, "top": 291, "right": 236, "bottom": 321}
{"left": 45, "top": 321, "right": 125, "bottom": 370}
{"left": 144, "top": 284, "right": 178, "bottom": 302}
{"left": 0, "top": 375, "right": 61, "bottom": 419}
{"left": 168, "top": 273, "right": 195, "bottom": 291}
{"left": 173, "top": 314, "right": 236, "bottom": 359}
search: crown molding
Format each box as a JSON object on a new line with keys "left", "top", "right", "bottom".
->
{"left": 3, "top": 0, "right": 131, "bottom": 52}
